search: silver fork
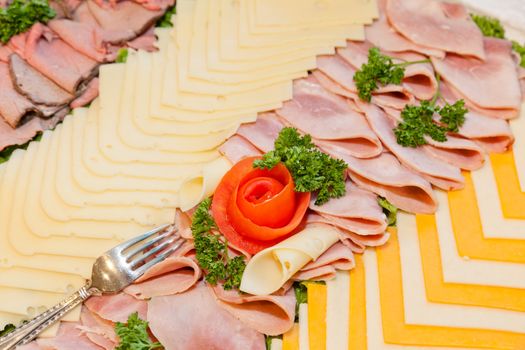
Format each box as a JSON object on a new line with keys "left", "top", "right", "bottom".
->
{"left": 0, "top": 224, "right": 184, "bottom": 350}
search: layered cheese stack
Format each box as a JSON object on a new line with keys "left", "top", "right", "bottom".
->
{"left": 0, "top": 0, "right": 377, "bottom": 332}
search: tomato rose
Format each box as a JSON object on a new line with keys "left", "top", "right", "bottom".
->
{"left": 211, "top": 157, "right": 310, "bottom": 254}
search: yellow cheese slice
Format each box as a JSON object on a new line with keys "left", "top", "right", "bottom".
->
{"left": 509, "top": 101, "right": 525, "bottom": 191}
{"left": 282, "top": 323, "right": 299, "bottom": 350}
{"left": 117, "top": 51, "right": 239, "bottom": 151}
{"left": 178, "top": 156, "right": 232, "bottom": 211}
{"left": 240, "top": 224, "right": 339, "bottom": 295}
{"left": 489, "top": 152, "right": 525, "bottom": 219}
{"left": 307, "top": 283, "right": 327, "bottom": 350}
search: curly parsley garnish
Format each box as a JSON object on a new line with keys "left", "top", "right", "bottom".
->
{"left": 115, "top": 48, "right": 129, "bottom": 63}
{"left": 353, "top": 47, "right": 430, "bottom": 102}
{"left": 192, "top": 198, "right": 246, "bottom": 290}
{"left": 0, "top": 0, "right": 56, "bottom": 44}
{"left": 512, "top": 41, "right": 525, "bottom": 68}
{"left": 470, "top": 14, "right": 505, "bottom": 39}
{"left": 115, "top": 313, "right": 163, "bottom": 350}
{"left": 156, "top": 5, "right": 176, "bottom": 28}
{"left": 253, "top": 127, "right": 347, "bottom": 206}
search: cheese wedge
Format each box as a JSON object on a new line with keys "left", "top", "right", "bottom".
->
{"left": 240, "top": 224, "right": 340, "bottom": 295}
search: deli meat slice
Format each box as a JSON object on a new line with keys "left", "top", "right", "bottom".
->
{"left": 219, "top": 135, "right": 262, "bottom": 164}
{"left": 0, "top": 62, "right": 38, "bottom": 127}
{"left": 359, "top": 102, "right": 464, "bottom": 190}
{"left": 85, "top": 293, "right": 148, "bottom": 323}
{"left": 236, "top": 112, "right": 284, "bottom": 153}
{"left": 386, "top": 0, "right": 485, "bottom": 59}
{"left": 37, "top": 322, "right": 103, "bottom": 350}
{"left": 309, "top": 181, "right": 387, "bottom": 235}
{"left": 276, "top": 79, "right": 382, "bottom": 158}
{"left": 212, "top": 284, "right": 296, "bottom": 336}
{"left": 293, "top": 242, "right": 355, "bottom": 281}
{"left": 148, "top": 283, "right": 265, "bottom": 350}
{"left": 432, "top": 38, "right": 522, "bottom": 118}
{"left": 78, "top": 306, "right": 117, "bottom": 350}
{"left": 70, "top": 78, "right": 100, "bottom": 109}
{"left": 460, "top": 111, "right": 514, "bottom": 153}
{"left": 0, "top": 112, "right": 65, "bottom": 151}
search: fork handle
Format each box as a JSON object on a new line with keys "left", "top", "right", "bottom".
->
{"left": 0, "top": 284, "right": 96, "bottom": 350}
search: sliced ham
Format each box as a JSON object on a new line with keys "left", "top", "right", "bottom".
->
{"left": 70, "top": 78, "right": 100, "bottom": 109}
{"left": 37, "top": 322, "right": 103, "bottom": 350}
{"left": 0, "top": 45, "right": 12, "bottom": 62}
{"left": 78, "top": 307, "right": 117, "bottom": 350}
{"left": 358, "top": 102, "right": 464, "bottom": 190}
{"left": 9, "top": 53, "right": 73, "bottom": 106}
{"left": 276, "top": 78, "right": 382, "bottom": 158}
{"left": 219, "top": 135, "right": 262, "bottom": 164}
{"left": 432, "top": 38, "right": 522, "bottom": 118}
{"left": 236, "top": 112, "right": 283, "bottom": 153}
{"left": 211, "top": 284, "right": 296, "bottom": 336}
{"left": 459, "top": 111, "right": 514, "bottom": 153}
{"left": 85, "top": 293, "right": 147, "bottom": 323}
{"left": 386, "top": 0, "right": 485, "bottom": 59}
{"left": 148, "top": 283, "right": 265, "bottom": 350}
{"left": 124, "top": 242, "right": 202, "bottom": 299}
{"left": 127, "top": 26, "right": 158, "bottom": 51}
{"left": 175, "top": 209, "right": 193, "bottom": 240}
{"left": 309, "top": 181, "right": 387, "bottom": 235}
{"left": 365, "top": 0, "right": 445, "bottom": 58}
{"left": 293, "top": 242, "right": 355, "bottom": 281}
{"left": 25, "top": 23, "right": 99, "bottom": 93}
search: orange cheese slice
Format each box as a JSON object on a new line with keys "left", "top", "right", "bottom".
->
{"left": 490, "top": 151, "right": 525, "bottom": 219}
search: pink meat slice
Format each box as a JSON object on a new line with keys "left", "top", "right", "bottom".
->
{"left": 47, "top": 19, "right": 106, "bottom": 62}
{"left": 25, "top": 23, "right": 99, "bottom": 93}
{"left": 322, "top": 148, "right": 437, "bottom": 214}
{"left": 70, "top": 78, "right": 100, "bottom": 109}
{"left": 85, "top": 293, "right": 148, "bottom": 323}
{"left": 432, "top": 38, "right": 522, "bottom": 118}
{"left": 309, "top": 181, "right": 387, "bottom": 235}
{"left": 0, "top": 112, "right": 65, "bottom": 151}
{"left": 36, "top": 322, "right": 103, "bottom": 350}
{"left": 0, "top": 62, "right": 38, "bottom": 127}
{"left": 7, "top": 31, "right": 28, "bottom": 59}
{"left": 386, "top": 0, "right": 485, "bottom": 59}
{"left": 236, "top": 112, "right": 284, "bottom": 153}
{"left": 219, "top": 134, "right": 262, "bottom": 164}
{"left": 78, "top": 306, "right": 117, "bottom": 350}
{"left": 127, "top": 26, "right": 158, "bottom": 51}
{"left": 293, "top": 242, "right": 356, "bottom": 281}
{"left": 276, "top": 78, "right": 382, "bottom": 158}
{"left": 148, "top": 283, "right": 265, "bottom": 350}
{"left": 0, "top": 45, "right": 12, "bottom": 62}
{"left": 358, "top": 102, "right": 464, "bottom": 190}
{"left": 365, "top": 0, "right": 445, "bottom": 58}
{"left": 211, "top": 284, "right": 296, "bottom": 336}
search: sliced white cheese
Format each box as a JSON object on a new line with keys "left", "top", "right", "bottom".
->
{"left": 240, "top": 224, "right": 340, "bottom": 295}
{"left": 178, "top": 156, "right": 232, "bottom": 211}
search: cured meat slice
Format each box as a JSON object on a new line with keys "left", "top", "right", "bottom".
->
{"left": 0, "top": 45, "right": 12, "bottom": 62}
{"left": 70, "top": 78, "right": 99, "bottom": 109}
{"left": 127, "top": 26, "right": 158, "bottom": 51}
{"left": 85, "top": 293, "right": 148, "bottom": 323}
{"left": 79, "top": 306, "right": 117, "bottom": 350}
{"left": 9, "top": 54, "right": 73, "bottom": 106}
{"left": 236, "top": 112, "right": 283, "bottom": 153}
{"left": 276, "top": 78, "right": 382, "bottom": 158}
{"left": 219, "top": 135, "right": 262, "bottom": 164}
{"left": 309, "top": 181, "right": 387, "bottom": 235}
{"left": 212, "top": 284, "right": 296, "bottom": 336}
{"left": 25, "top": 23, "right": 99, "bottom": 93}
{"left": 432, "top": 38, "right": 521, "bottom": 119}
{"left": 148, "top": 283, "right": 265, "bottom": 350}
{"left": 386, "top": 0, "right": 485, "bottom": 59}
{"left": 365, "top": 0, "right": 445, "bottom": 58}
{"left": 293, "top": 242, "right": 355, "bottom": 281}
{"left": 48, "top": 19, "right": 107, "bottom": 62}
{"left": 36, "top": 322, "right": 102, "bottom": 350}
{"left": 0, "top": 62, "right": 38, "bottom": 127}
{"left": 359, "top": 102, "right": 464, "bottom": 190}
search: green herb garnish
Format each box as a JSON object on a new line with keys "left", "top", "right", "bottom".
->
{"left": 0, "top": 132, "right": 42, "bottom": 164}
{"left": 265, "top": 335, "right": 283, "bottom": 350}
{"left": 0, "top": 0, "right": 56, "bottom": 44}
{"left": 115, "top": 312, "right": 163, "bottom": 350}
{"left": 378, "top": 197, "right": 397, "bottom": 226}
{"left": 0, "top": 323, "right": 15, "bottom": 337}
{"left": 253, "top": 127, "right": 347, "bottom": 205}
{"left": 512, "top": 41, "right": 525, "bottom": 68}
{"left": 353, "top": 47, "right": 430, "bottom": 102}
{"left": 115, "top": 48, "right": 129, "bottom": 63}
{"left": 293, "top": 282, "right": 308, "bottom": 321}
{"left": 470, "top": 14, "right": 505, "bottom": 39}
{"left": 156, "top": 5, "right": 176, "bottom": 28}
{"left": 192, "top": 198, "right": 246, "bottom": 290}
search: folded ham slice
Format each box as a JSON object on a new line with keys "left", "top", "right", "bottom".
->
{"left": 365, "top": 0, "right": 445, "bottom": 58}
{"left": 276, "top": 78, "right": 382, "bottom": 158}
{"left": 124, "top": 242, "right": 202, "bottom": 299}
{"left": 78, "top": 306, "right": 117, "bottom": 350}
{"left": 85, "top": 293, "right": 148, "bottom": 323}
{"left": 148, "top": 283, "right": 265, "bottom": 350}
{"left": 386, "top": 0, "right": 485, "bottom": 59}
{"left": 219, "top": 135, "right": 263, "bottom": 164}
{"left": 37, "top": 322, "right": 102, "bottom": 350}
{"left": 432, "top": 38, "right": 522, "bottom": 119}
{"left": 211, "top": 284, "right": 296, "bottom": 336}
{"left": 309, "top": 181, "right": 386, "bottom": 235}
{"left": 359, "top": 102, "right": 464, "bottom": 190}
{"left": 293, "top": 242, "right": 355, "bottom": 281}
{"left": 236, "top": 112, "right": 283, "bottom": 153}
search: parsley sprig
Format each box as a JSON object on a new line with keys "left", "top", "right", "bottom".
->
{"left": 0, "top": 0, "right": 56, "bottom": 44}
{"left": 115, "top": 313, "right": 163, "bottom": 350}
{"left": 0, "top": 323, "right": 15, "bottom": 337}
{"left": 353, "top": 47, "right": 430, "bottom": 102}
{"left": 253, "top": 128, "right": 347, "bottom": 206}
{"left": 394, "top": 82, "right": 467, "bottom": 148}
{"left": 512, "top": 41, "right": 525, "bottom": 68}
{"left": 192, "top": 198, "right": 246, "bottom": 290}
{"left": 156, "top": 5, "right": 176, "bottom": 28}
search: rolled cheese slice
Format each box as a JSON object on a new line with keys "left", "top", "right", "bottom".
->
{"left": 178, "top": 156, "right": 232, "bottom": 211}
{"left": 240, "top": 224, "right": 340, "bottom": 295}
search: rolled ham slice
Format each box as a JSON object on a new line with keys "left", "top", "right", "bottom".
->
{"left": 212, "top": 284, "right": 296, "bottom": 336}
{"left": 276, "top": 78, "right": 382, "bottom": 158}
{"left": 309, "top": 181, "right": 387, "bottom": 235}
{"left": 219, "top": 135, "right": 262, "bottom": 164}
{"left": 148, "top": 283, "right": 265, "bottom": 350}
{"left": 84, "top": 293, "right": 148, "bottom": 323}
{"left": 236, "top": 112, "right": 283, "bottom": 153}
{"left": 386, "top": 0, "right": 485, "bottom": 59}
{"left": 432, "top": 38, "right": 522, "bottom": 119}
{"left": 358, "top": 102, "right": 464, "bottom": 190}
{"left": 293, "top": 242, "right": 355, "bottom": 281}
